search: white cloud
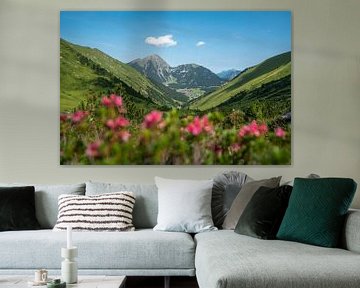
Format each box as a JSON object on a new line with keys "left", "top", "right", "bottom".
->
{"left": 145, "top": 34, "right": 177, "bottom": 47}
{"left": 196, "top": 41, "right": 206, "bottom": 47}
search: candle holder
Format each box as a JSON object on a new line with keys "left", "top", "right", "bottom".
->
{"left": 61, "top": 247, "right": 78, "bottom": 284}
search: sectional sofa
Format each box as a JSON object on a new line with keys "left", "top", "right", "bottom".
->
{"left": 0, "top": 181, "right": 359, "bottom": 288}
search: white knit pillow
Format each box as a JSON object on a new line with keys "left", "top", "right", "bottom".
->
{"left": 53, "top": 192, "right": 135, "bottom": 231}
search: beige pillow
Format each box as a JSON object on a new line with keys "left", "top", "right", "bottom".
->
{"left": 222, "top": 177, "right": 281, "bottom": 230}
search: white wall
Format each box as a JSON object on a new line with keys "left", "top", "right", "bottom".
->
{"left": 0, "top": 0, "right": 359, "bottom": 208}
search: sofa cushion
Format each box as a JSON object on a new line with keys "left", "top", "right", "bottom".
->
{"left": 53, "top": 192, "right": 136, "bottom": 232}
{"left": 154, "top": 177, "right": 216, "bottom": 233}
{"left": 0, "top": 229, "right": 195, "bottom": 271}
{"left": 234, "top": 185, "right": 292, "bottom": 239}
{"left": 195, "top": 230, "right": 360, "bottom": 288}
{"left": 212, "top": 171, "right": 250, "bottom": 228}
{"left": 0, "top": 183, "right": 85, "bottom": 228}
{"left": 0, "top": 186, "right": 40, "bottom": 231}
{"left": 86, "top": 182, "right": 158, "bottom": 229}
{"left": 277, "top": 178, "right": 357, "bottom": 247}
{"left": 222, "top": 177, "right": 281, "bottom": 229}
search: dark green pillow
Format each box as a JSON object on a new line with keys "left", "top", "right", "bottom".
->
{"left": 277, "top": 178, "right": 357, "bottom": 247}
{"left": 0, "top": 186, "right": 41, "bottom": 231}
{"left": 235, "top": 185, "right": 292, "bottom": 239}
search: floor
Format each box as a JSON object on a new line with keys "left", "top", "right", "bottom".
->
{"left": 126, "top": 276, "right": 199, "bottom": 288}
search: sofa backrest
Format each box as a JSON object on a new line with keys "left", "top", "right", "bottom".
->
{"left": 86, "top": 182, "right": 158, "bottom": 229}
{"left": 0, "top": 183, "right": 86, "bottom": 228}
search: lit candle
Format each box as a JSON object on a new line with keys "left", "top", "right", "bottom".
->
{"left": 67, "top": 225, "right": 72, "bottom": 249}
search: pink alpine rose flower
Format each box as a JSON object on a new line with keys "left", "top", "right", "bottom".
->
{"left": 101, "top": 96, "right": 112, "bottom": 107}
{"left": 106, "top": 117, "right": 130, "bottom": 129}
{"left": 230, "top": 143, "right": 241, "bottom": 153}
{"left": 239, "top": 121, "right": 268, "bottom": 137}
{"left": 115, "top": 116, "right": 130, "bottom": 128}
{"left": 118, "top": 131, "right": 131, "bottom": 142}
{"left": 201, "top": 115, "right": 214, "bottom": 133}
{"left": 86, "top": 141, "right": 101, "bottom": 158}
{"left": 106, "top": 119, "right": 116, "bottom": 129}
{"left": 275, "top": 127, "right": 286, "bottom": 138}
{"left": 109, "top": 94, "right": 123, "bottom": 107}
{"left": 143, "top": 111, "right": 163, "bottom": 128}
{"left": 186, "top": 116, "right": 202, "bottom": 136}
{"left": 71, "top": 111, "right": 88, "bottom": 123}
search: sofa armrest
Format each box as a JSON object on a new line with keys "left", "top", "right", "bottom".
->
{"left": 342, "top": 209, "right": 360, "bottom": 253}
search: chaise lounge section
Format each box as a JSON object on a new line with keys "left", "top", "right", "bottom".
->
{"left": 195, "top": 214, "right": 360, "bottom": 288}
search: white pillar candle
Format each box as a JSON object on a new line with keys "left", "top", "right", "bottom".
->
{"left": 67, "top": 225, "right": 72, "bottom": 249}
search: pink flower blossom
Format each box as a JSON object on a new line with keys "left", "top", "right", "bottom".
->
{"left": 106, "top": 119, "right": 116, "bottom": 129}
{"left": 86, "top": 141, "right": 101, "bottom": 158}
{"left": 115, "top": 116, "right": 129, "bottom": 128}
{"left": 143, "top": 111, "right": 163, "bottom": 128}
{"left": 275, "top": 127, "right": 286, "bottom": 138}
{"left": 101, "top": 96, "right": 112, "bottom": 107}
{"left": 110, "top": 94, "right": 123, "bottom": 107}
{"left": 118, "top": 131, "right": 131, "bottom": 142}
{"left": 106, "top": 117, "right": 130, "bottom": 129}
{"left": 186, "top": 116, "right": 203, "bottom": 136}
{"left": 71, "top": 111, "right": 88, "bottom": 123}
{"left": 230, "top": 143, "right": 241, "bottom": 153}
{"left": 102, "top": 94, "right": 123, "bottom": 107}
{"left": 186, "top": 115, "right": 214, "bottom": 136}
{"left": 239, "top": 120, "right": 268, "bottom": 138}
{"left": 201, "top": 115, "right": 214, "bottom": 133}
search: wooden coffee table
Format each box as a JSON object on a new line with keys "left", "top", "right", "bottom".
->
{"left": 0, "top": 275, "right": 126, "bottom": 288}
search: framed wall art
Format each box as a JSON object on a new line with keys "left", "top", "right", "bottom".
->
{"left": 60, "top": 11, "right": 291, "bottom": 165}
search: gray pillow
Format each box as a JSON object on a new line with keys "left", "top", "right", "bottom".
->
{"left": 283, "top": 173, "right": 320, "bottom": 186}
{"left": 0, "top": 183, "right": 85, "bottom": 228}
{"left": 153, "top": 177, "right": 217, "bottom": 233}
{"left": 85, "top": 181, "right": 158, "bottom": 229}
{"left": 212, "top": 171, "right": 251, "bottom": 228}
{"left": 222, "top": 177, "right": 281, "bottom": 230}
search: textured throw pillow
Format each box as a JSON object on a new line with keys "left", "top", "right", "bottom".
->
{"left": 53, "top": 192, "right": 136, "bottom": 231}
{"left": 0, "top": 186, "right": 41, "bottom": 231}
{"left": 86, "top": 181, "right": 158, "bottom": 229}
{"left": 154, "top": 177, "right": 217, "bottom": 233}
{"left": 235, "top": 185, "right": 293, "bottom": 239}
{"left": 212, "top": 171, "right": 251, "bottom": 228}
{"left": 222, "top": 176, "right": 281, "bottom": 230}
{"left": 277, "top": 178, "right": 357, "bottom": 247}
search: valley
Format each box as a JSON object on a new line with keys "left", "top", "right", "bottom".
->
{"left": 60, "top": 38, "right": 291, "bottom": 118}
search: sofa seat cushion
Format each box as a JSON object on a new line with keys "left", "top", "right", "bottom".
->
{"left": 0, "top": 229, "right": 195, "bottom": 270}
{"left": 195, "top": 230, "right": 360, "bottom": 288}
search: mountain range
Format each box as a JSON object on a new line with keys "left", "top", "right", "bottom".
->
{"left": 60, "top": 38, "right": 291, "bottom": 115}
{"left": 128, "top": 55, "right": 223, "bottom": 91}
{"left": 217, "top": 69, "right": 241, "bottom": 81}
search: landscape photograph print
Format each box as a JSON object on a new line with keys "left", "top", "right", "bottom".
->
{"left": 60, "top": 11, "right": 292, "bottom": 165}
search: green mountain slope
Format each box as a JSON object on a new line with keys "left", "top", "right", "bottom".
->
{"left": 190, "top": 52, "right": 291, "bottom": 111}
{"left": 60, "top": 39, "right": 179, "bottom": 111}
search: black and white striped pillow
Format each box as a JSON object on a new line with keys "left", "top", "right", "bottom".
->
{"left": 53, "top": 192, "right": 135, "bottom": 231}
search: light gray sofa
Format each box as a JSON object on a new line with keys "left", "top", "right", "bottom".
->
{"left": 0, "top": 181, "right": 359, "bottom": 288}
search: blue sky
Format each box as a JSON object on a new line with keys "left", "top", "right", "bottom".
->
{"left": 60, "top": 11, "right": 291, "bottom": 73}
